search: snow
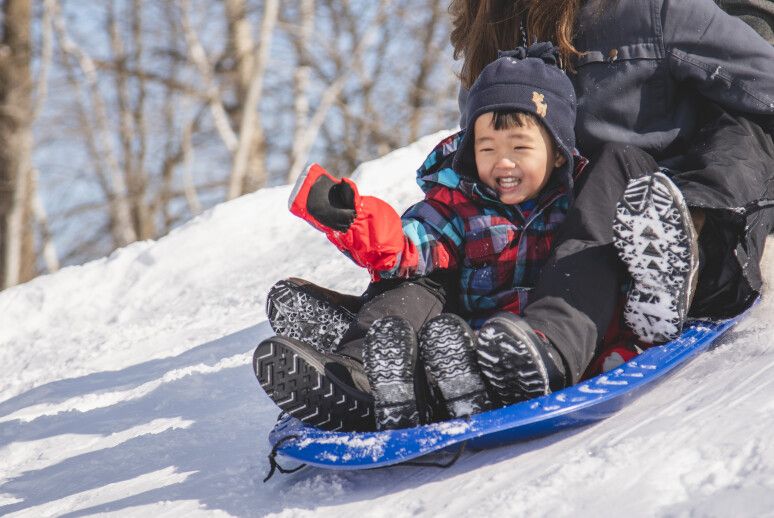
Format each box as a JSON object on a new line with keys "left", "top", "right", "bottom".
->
{"left": 3, "top": 129, "right": 774, "bottom": 516}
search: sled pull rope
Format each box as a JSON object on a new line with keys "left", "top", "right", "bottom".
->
{"left": 264, "top": 434, "right": 306, "bottom": 482}
{"left": 402, "top": 440, "right": 468, "bottom": 469}
{"left": 402, "top": 415, "right": 472, "bottom": 469}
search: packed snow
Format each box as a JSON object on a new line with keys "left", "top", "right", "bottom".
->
{"left": 3, "top": 130, "right": 774, "bottom": 517}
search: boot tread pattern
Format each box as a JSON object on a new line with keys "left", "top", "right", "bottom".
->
{"left": 476, "top": 323, "right": 549, "bottom": 405}
{"left": 363, "top": 316, "right": 419, "bottom": 429}
{"left": 613, "top": 173, "right": 697, "bottom": 342}
{"left": 254, "top": 338, "right": 374, "bottom": 432}
{"left": 419, "top": 315, "right": 491, "bottom": 417}
{"left": 267, "top": 281, "right": 353, "bottom": 353}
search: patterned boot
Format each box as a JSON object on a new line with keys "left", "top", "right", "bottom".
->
{"left": 266, "top": 278, "right": 359, "bottom": 353}
{"left": 418, "top": 314, "right": 492, "bottom": 418}
{"left": 613, "top": 172, "right": 699, "bottom": 342}
{"left": 362, "top": 316, "right": 424, "bottom": 430}
{"left": 253, "top": 335, "right": 375, "bottom": 431}
{"left": 476, "top": 312, "right": 566, "bottom": 406}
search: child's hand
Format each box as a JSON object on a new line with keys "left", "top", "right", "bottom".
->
{"left": 289, "top": 163, "right": 358, "bottom": 232}
{"left": 307, "top": 174, "right": 356, "bottom": 232}
{"left": 289, "top": 163, "right": 415, "bottom": 277}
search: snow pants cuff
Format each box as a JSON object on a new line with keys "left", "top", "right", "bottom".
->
{"left": 336, "top": 273, "right": 453, "bottom": 362}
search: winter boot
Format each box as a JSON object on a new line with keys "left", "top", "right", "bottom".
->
{"left": 266, "top": 278, "right": 360, "bottom": 353}
{"left": 253, "top": 335, "right": 375, "bottom": 432}
{"left": 476, "top": 312, "right": 567, "bottom": 406}
{"left": 613, "top": 172, "right": 699, "bottom": 342}
{"left": 362, "top": 316, "right": 425, "bottom": 430}
{"left": 418, "top": 314, "right": 492, "bottom": 418}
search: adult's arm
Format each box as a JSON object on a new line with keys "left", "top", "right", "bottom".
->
{"left": 664, "top": 0, "right": 774, "bottom": 115}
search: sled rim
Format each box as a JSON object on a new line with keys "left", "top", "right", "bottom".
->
{"left": 268, "top": 315, "right": 741, "bottom": 469}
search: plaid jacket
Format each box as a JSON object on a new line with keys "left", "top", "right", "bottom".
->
{"left": 383, "top": 132, "right": 588, "bottom": 327}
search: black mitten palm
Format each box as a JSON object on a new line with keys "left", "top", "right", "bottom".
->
{"left": 306, "top": 174, "right": 357, "bottom": 232}
{"left": 289, "top": 163, "right": 408, "bottom": 273}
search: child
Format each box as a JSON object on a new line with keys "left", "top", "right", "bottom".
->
{"left": 255, "top": 42, "right": 697, "bottom": 430}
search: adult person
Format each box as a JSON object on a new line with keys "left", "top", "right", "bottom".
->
{"left": 450, "top": 0, "right": 774, "bottom": 387}
{"left": 254, "top": 0, "right": 774, "bottom": 431}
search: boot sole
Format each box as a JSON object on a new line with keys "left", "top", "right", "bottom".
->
{"left": 363, "top": 317, "right": 420, "bottom": 430}
{"left": 419, "top": 314, "right": 491, "bottom": 417}
{"left": 254, "top": 336, "right": 374, "bottom": 432}
{"left": 613, "top": 172, "right": 699, "bottom": 342}
{"left": 476, "top": 316, "right": 552, "bottom": 405}
{"left": 266, "top": 280, "right": 354, "bottom": 353}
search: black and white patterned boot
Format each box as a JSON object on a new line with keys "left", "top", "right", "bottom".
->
{"left": 418, "top": 314, "right": 492, "bottom": 418}
{"left": 613, "top": 172, "right": 699, "bottom": 342}
{"left": 476, "top": 312, "right": 566, "bottom": 406}
{"left": 266, "top": 278, "right": 359, "bottom": 353}
{"left": 254, "top": 335, "right": 375, "bottom": 432}
{"left": 362, "top": 316, "right": 424, "bottom": 430}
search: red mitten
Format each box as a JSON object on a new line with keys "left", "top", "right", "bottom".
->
{"left": 289, "top": 164, "right": 417, "bottom": 276}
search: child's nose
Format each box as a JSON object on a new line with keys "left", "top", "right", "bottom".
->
{"left": 496, "top": 157, "right": 516, "bottom": 168}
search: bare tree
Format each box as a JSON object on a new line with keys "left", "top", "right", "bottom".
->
{"left": 406, "top": 0, "right": 447, "bottom": 142}
{"left": 107, "top": 1, "right": 154, "bottom": 239}
{"left": 287, "top": 0, "right": 314, "bottom": 172}
{"left": 226, "top": 0, "right": 278, "bottom": 198}
{"left": 54, "top": 0, "right": 138, "bottom": 248}
{"left": 286, "top": 0, "right": 393, "bottom": 183}
{"left": 14, "top": 0, "right": 459, "bottom": 291}
{"left": 0, "top": 0, "right": 35, "bottom": 288}
{"left": 32, "top": 0, "right": 59, "bottom": 274}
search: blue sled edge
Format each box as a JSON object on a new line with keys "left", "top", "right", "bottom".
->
{"left": 268, "top": 311, "right": 745, "bottom": 470}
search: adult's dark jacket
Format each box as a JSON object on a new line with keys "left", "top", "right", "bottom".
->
{"left": 459, "top": 0, "right": 774, "bottom": 153}
{"left": 458, "top": 0, "right": 774, "bottom": 316}
{"left": 715, "top": 0, "right": 774, "bottom": 43}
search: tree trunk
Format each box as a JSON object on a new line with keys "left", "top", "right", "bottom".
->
{"left": 407, "top": 0, "right": 444, "bottom": 142}
{"left": 225, "top": 0, "right": 276, "bottom": 198}
{"left": 0, "top": 0, "right": 35, "bottom": 288}
{"left": 53, "top": 2, "right": 138, "bottom": 248}
{"left": 290, "top": 0, "right": 315, "bottom": 172}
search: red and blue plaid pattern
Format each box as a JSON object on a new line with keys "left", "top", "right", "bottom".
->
{"left": 383, "top": 132, "right": 588, "bottom": 327}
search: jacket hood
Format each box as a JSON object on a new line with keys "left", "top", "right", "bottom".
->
{"left": 416, "top": 131, "right": 582, "bottom": 208}
{"left": 417, "top": 130, "right": 588, "bottom": 212}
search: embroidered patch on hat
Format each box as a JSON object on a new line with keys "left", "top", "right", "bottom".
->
{"left": 532, "top": 92, "right": 547, "bottom": 117}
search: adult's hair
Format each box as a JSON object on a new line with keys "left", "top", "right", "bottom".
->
{"left": 449, "top": 0, "right": 582, "bottom": 89}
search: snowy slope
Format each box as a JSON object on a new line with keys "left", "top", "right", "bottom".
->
{"left": 2, "top": 130, "right": 774, "bottom": 517}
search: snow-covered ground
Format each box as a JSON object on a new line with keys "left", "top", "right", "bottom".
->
{"left": 2, "top": 131, "right": 774, "bottom": 517}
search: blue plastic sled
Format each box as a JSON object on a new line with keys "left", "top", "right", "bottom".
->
{"left": 268, "top": 313, "right": 745, "bottom": 470}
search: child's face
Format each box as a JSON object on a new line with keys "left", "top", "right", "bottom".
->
{"left": 473, "top": 112, "right": 566, "bottom": 205}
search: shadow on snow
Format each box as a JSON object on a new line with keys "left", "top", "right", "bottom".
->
{"left": 0, "top": 318, "right": 662, "bottom": 517}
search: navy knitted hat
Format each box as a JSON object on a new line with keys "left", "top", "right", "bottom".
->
{"left": 452, "top": 42, "right": 577, "bottom": 193}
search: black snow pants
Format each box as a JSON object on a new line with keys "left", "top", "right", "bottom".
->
{"left": 334, "top": 271, "right": 457, "bottom": 363}
{"left": 524, "top": 107, "right": 774, "bottom": 384}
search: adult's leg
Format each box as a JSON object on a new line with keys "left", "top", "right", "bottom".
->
{"left": 522, "top": 143, "right": 659, "bottom": 383}
{"left": 669, "top": 105, "right": 774, "bottom": 317}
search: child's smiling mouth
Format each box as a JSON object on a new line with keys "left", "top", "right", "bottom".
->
{"left": 497, "top": 177, "right": 522, "bottom": 188}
